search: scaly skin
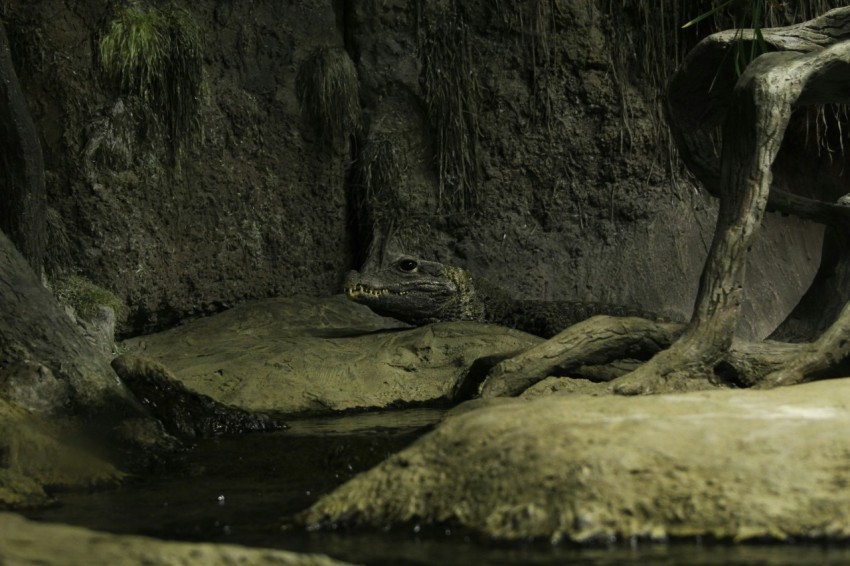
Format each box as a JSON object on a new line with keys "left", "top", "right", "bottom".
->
{"left": 345, "top": 256, "right": 661, "bottom": 338}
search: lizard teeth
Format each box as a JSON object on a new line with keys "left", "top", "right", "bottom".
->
{"left": 346, "top": 284, "right": 391, "bottom": 298}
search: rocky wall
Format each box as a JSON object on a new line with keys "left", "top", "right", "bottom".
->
{"left": 1, "top": 0, "right": 825, "bottom": 339}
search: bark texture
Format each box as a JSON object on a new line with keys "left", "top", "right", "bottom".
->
{"left": 619, "top": 9, "right": 850, "bottom": 393}
{"left": 482, "top": 8, "right": 850, "bottom": 396}
{"left": 479, "top": 316, "right": 683, "bottom": 398}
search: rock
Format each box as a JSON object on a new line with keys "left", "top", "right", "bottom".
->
{"left": 123, "top": 296, "right": 541, "bottom": 415}
{"left": 111, "top": 354, "right": 285, "bottom": 439}
{"left": 0, "top": 398, "right": 123, "bottom": 509}
{"left": 77, "top": 304, "right": 117, "bottom": 358}
{"left": 0, "top": 511, "right": 352, "bottom": 566}
{"left": 0, "top": 230, "right": 141, "bottom": 413}
{"left": 0, "top": 361, "right": 70, "bottom": 414}
{"left": 301, "top": 379, "right": 850, "bottom": 543}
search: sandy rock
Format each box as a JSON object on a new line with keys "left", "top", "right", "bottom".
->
{"left": 124, "top": 296, "right": 541, "bottom": 415}
{"left": 302, "top": 379, "right": 850, "bottom": 543}
{"left": 0, "top": 512, "right": 351, "bottom": 566}
{"left": 0, "top": 399, "right": 123, "bottom": 509}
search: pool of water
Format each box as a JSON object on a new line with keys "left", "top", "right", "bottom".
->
{"left": 22, "top": 408, "right": 850, "bottom": 565}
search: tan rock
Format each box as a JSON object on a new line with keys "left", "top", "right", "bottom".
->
{"left": 0, "top": 512, "right": 352, "bottom": 566}
{"left": 302, "top": 379, "right": 850, "bottom": 543}
{"left": 124, "top": 296, "right": 540, "bottom": 414}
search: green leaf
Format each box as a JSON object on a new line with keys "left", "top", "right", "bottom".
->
{"left": 682, "top": 0, "right": 737, "bottom": 29}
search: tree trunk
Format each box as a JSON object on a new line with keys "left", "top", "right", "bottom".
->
{"left": 0, "top": 19, "right": 46, "bottom": 277}
{"left": 604, "top": 8, "right": 850, "bottom": 394}
{"left": 480, "top": 9, "right": 850, "bottom": 397}
{"left": 478, "top": 316, "right": 684, "bottom": 398}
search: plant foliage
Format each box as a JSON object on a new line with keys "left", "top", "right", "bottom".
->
{"left": 295, "top": 46, "right": 361, "bottom": 149}
{"left": 99, "top": 1, "right": 204, "bottom": 155}
{"left": 684, "top": 0, "right": 771, "bottom": 75}
{"left": 353, "top": 136, "right": 406, "bottom": 224}
{"left": 53, "top": 275, "right": 126, "bottom": 322}
{"left": 605, "top": 0, "right": 847, "bottom": 179}
{"left": 419, "top": 12, "right": 482, "bottom": 212}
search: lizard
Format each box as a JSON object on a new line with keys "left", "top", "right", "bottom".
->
{"left": 344, "top": 254, "right": 661, "bottom": 338}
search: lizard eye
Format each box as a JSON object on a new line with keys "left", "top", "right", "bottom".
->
{"left": 398, "top": 258, "right": 418, "bottom": 273}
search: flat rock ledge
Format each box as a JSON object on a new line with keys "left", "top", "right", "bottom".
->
{"left": 302, "top": 379, "right": 850, "bottom": 543}
{"left": 0, "top": 512, "right": 351, "bottom": 566}
{"left": 124, "top": 295, "right": 540, "bottom": 415}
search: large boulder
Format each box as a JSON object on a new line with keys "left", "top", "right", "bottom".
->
{"left": 123, "top": 296, "right": 541, "bottom": 415}
{"left": 301, "top": 379, "right": 850, "bottom": 543}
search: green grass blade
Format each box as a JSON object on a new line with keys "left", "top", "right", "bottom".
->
{"left": 682, "top": 0, "right": 737, "bottom": 29}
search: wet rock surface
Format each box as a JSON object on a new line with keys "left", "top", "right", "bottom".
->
{"left": 122, "top": 295, "right": 541, "bottom": 415}
{"left": 5, "top": 290, "right": 850, "bottom": 556}
{"left": 111, "top": 354, "right": 286, "bottom": 439}
{"left": 0, "top": 399, "right": 124, "bottom": 509}
{"left": 1, "top": 1, "right": 846, "bottom": 562}
{"left": 0, "top": 512, "right": 352, "bottom": 566}
{"left": 302, "top": 379, "right": 850, "bottom": 543}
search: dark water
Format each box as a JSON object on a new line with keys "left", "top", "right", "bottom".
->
{"left": 23, "top": 409, "right": 850, "bottom": 565}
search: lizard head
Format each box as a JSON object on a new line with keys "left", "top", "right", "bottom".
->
{"left": 344, "top": 255, "right": 483, "bottom": 325}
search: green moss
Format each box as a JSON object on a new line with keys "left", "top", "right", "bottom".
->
{"left": 296, "top": 46, "right": 361, "bottom": 149}
{"left": 98, "top": 1, "right": 204, "bottom": 157}
{"left": 53, "top": 276, "right": 125, "bottom": 322}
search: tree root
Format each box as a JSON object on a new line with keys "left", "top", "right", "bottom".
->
{"left": 479, "top": 8, "right": 850, "bottom": 399}
{"left": 477, "top": 315, "right": 850, "bottom": 398}
{"left": 478, "top": 10, "right": 850, "bottom": 400}
{"left": 478, "top": 316, "right": 683, "bottom": 398}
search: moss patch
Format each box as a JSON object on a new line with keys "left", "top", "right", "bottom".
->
{"left": 53, "top": 275, "right": 125, "bottom": 322}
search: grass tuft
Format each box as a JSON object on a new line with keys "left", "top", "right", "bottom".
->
{"left": 98, "top": 1, "right": 204, "bottom": 158}
{"left": 53, "top": 275, "right": 126, "bottom": 322}
{"left": 419, "top": 12, "right": 482, "bottom": 212}
{"left": 352, "top": 136, "right": 406, "bottom": 224}
{"left": 295, "top": 46, "right": 361, "bottom": 149}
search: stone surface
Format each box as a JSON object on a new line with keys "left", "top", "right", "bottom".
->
{"left": 303, "top": 378, "right": 850, "bottom": 543}
{"left": 0, "top": 399, "right": 123, "bottom": 509}
{"left": 0, "top": 1, "right": 824, "bottom": 340}
{"left": 123, "top": 295, "right": 541, "bottom": 415}
{"left": 77, "top": 305, "right": 118, "bottom": 358}
{"left": 0, "top": 512, "right": 351, "bottom": 566}
{"left": 0, "top": 361, "right": 70, "bottom": 415}
{"left": 0, "top": 231, "right": 142, "bottom": 413}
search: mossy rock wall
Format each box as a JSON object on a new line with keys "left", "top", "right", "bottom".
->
{"left": 2, "top": 1, "right": 350, "bottom": 335}
{"left": 1, "top": 0, "right": 828, "bottom": 338}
